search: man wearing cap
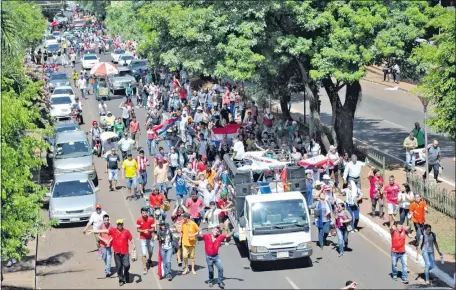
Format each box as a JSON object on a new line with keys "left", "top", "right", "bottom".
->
{"left": 83, "top": 204, "right": 107, "bottom": 250}
{"left": 89, "top": 219, "right": 136, "bottom": 286}
{"left": 122, "top": 153, "right": 139, "bottom": 200}
{"left": 106, "top": 148, "right": 121, "bottom": 191}
{"left": 136, "top": 207, "right": 155, "bottom": 275}
{"left": 181, "top": 212, "right": 199, "bottom": 275}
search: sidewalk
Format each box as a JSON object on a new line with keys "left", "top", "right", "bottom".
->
{"left": 1, "top": 240, "right": 36, "bottom": 290}
{"left": 354, "top": 165, "right": 455, "bottom": 287}
{"left": 363, "top": 66, "right": 417, "bottom": 92}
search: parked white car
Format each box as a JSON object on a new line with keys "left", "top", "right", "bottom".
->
{"left": 110, "top": 49, "right": 126, "bottom": 63}
{"left": 81, "top": 54, "right": 99, "bottom": 70}
{"left": 50, "top": 95, "right": 75, "bottom": 119}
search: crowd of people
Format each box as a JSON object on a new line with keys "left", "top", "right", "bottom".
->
{"left": 28, "top": 6, "right": 449, "bottom": 288}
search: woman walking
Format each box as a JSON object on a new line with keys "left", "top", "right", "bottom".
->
{"left": 398, "top": 184, "right": 414, "bottom": 236}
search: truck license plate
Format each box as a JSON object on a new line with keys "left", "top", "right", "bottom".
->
{"left": 277, "top": 252, "right": 289, "bottom": 258}
{"left": 70, "top": 218, "right": 80, "bottom": 222}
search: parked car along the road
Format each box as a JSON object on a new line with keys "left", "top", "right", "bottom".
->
{"left": 108, "top": 67, "right": 137, "bottom": 94}
{"left": 48, "top": 172, "right": 99, "bottom": 224}
{"left": 49, "top": 72, "right": 70, "bottom": 92}
{"left": 53, "top": 86, "right": 76, "bottom": 99}
{"left": 110, "top": 49, "right": 125, "bottom": 63}
{"left": 118, "top": 54, "right": 135, "bottom": 66}
{"left": 81, "top": 54, "right": 99, "bottom": 70}
{"left": 128, "top": 59, "right": 150, "bottom": 80}
{"left": 46, "top": 119, "right": 82, "bottom": 155}
{"left": 51, "top": 130, "right": 98, "bottom": 186}
{"left": 50, "top": 95, "right": 74, "bottom": 119}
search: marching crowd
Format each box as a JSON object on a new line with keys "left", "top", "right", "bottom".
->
{"left": 33, "top": 7, "right": 448, "bottom": 288}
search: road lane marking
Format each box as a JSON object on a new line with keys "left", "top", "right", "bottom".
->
{"left": 382, "top": 119, "right": 408, "bottom": 130}
{"left": 285, "top": 276, "right": 299, "bottom": 290}
{"left": 354, "top": 137, "right": 455, "bottom": 187}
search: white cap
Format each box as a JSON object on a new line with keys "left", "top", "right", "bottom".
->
{"left": 322, "top": 174, "right": 331, "bottom": 180}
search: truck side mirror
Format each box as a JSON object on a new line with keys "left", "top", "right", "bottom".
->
{"left": 239, "top": 216, "right": 247, "bottom": 228}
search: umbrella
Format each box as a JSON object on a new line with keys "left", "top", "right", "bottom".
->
{"left": 100, "top": 131, "right": 118, "bottom": 142}
{"left": 50, "top": 20, "right": 60, "bottom": 27}
{"left": 298, "top": 155, "right": 334, "bottom": 168}
{"left": 90, "top": 62, "right": 119, "bottom": 76}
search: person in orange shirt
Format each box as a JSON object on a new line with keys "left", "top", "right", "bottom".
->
{"left": 181, "top": 213, "right": 199, "bottom": 275}
{"left": 409, "top": 194, "right": 427, "bottom": 246}
{"left": 206, "top": 167, "right": 216, "bottom": 187}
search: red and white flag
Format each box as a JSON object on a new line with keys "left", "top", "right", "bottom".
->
{"left": 157, "top": 242, "right": 164, "bottom": 278}
{"left": 212, "top": 123, "right": 242, "bottom": 141}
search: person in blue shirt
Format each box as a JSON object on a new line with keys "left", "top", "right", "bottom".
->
{"left": 171, "top": 168, "right": 188, "bottom": 206}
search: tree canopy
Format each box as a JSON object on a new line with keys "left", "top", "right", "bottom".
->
{"left": 1, "top": 2, "right": 51, "bottom": 261}
{"left": 411, "top": 6, "right": 456, "bottom": 141}
{"left": 104, "top": 1, "right": 451, "bottom": 152}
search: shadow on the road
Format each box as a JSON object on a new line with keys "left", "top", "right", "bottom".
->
{"left": 249, "top": 257, "right": 312, "bottom": 272}
{"left": 2, "top": 255, "right": 35, "bottom": 273}
{"left": 1, "top": 286, "right": 34, "bottom": 290}
{"left": 127, "top": 273, "right": 142, "bottom": 284}
{"left": 36, "top": 251, "right": 74, "bottom": 267}
{"left": 222, "top": 276, "right": 245, "bottom": 282}
{"left": 37, "top": 268, "right": 86, "bottom": 277}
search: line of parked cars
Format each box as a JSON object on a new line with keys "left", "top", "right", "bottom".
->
{"left": 45, "top": 80, "right": 99, "bottom": 225}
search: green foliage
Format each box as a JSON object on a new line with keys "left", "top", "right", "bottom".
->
{"left": 1, "top": 2, "right": 52, "bottom": 261}
{"left": 411, "top": 7, "right": 456, "bottom": 141}
{"left": 104, "top": 2, "right": 143, "bottom": 41}
{"left": 77, "top": 0, "right": 110, "bottom": 17}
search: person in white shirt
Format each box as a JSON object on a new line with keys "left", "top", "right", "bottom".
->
{"left": 345, "top": 180, "right": 363, "bottom": 232}
{"left": 232, "top": 136, "right": 245, "bottom": 161}
{"left": 98, "top": 100, "right": 108, "bottom": 116}
{"left": 327, "top": 145, "right": 341, "bottom": 186}
{"left": 203, "top": 201, "right": 230, "bottom": 230}
{"left": 343, "top": 154, "right": 367, "bottom": 190}
{"left": 82, "top": 204, "right": 108, "bottom": 250}
{"left": 76, "top": 76, "right": 88, "bottom": 99}
{"left": 118, "top": 133, "right": 135, "bottom": 160}
{"left": 310, "top": 139, "right": 321, "bottom": 157}
{"left": 398, "top": 183, "right": 414, "bottom": 234}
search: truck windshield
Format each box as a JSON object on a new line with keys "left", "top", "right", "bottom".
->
{"left": 251, "top": 199, "right": 308, "bottom": 229}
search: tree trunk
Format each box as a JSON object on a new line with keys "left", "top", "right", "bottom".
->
{"left": 280, "top": 94, "right": 291, "bottom": 119}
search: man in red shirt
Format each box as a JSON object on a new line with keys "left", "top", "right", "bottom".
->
{"left": 384, "top": 175, "right": 400, "bottom": 227}
{"left": 200, "top": 227, "right": 233, "bottom": 288}
{"left": 90, "top": 219, "right": 136, "bottom": 286}
{"left": 390, "top": 222, "right": 408, "bottom": 284}
{"left": 217, "top": 193, "right": 232, "bottom": 242}
{"left": 136, "top": 207, "right": 155, "bottom": 275}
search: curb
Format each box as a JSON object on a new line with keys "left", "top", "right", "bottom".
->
{"left": 359, "top": 213, "right": 455, "bottom": 287}
{"left": 360, "top": 77, "right": 412, "bottom": 93}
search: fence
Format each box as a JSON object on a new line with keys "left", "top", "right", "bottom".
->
{"left": 406, "top": 172, "right": 456, "bottom": 219}
{"left": 357, "top": 146, "right": 386, "bottom": 177}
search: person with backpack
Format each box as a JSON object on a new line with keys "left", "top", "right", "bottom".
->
{"left": 416, "top": 224, "right": 443, "bottom": 285}
{"left": 335, "top": 203, "right": 353, "bottom": 257}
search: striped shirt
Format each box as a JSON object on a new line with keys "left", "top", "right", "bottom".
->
{"left": 136, "top": 156, "right": 149, "bottom": 172}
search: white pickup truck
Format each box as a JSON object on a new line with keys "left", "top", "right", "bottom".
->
{"left": 231, "top": 191, "right": 313, "bottom": 269}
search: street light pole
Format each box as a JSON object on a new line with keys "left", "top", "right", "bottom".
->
{"left": 418, "top": 95, "right": 430, "bottom": 193}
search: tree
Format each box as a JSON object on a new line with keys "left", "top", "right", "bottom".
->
{"left": 78, "top": 0, "right": 110, "bottom": 18}
{"left": 410, "top": 6, "right": 456, "bottom": 141}
{"left": 1, "top": 1, "right": 52, "bottom": 262}
{"left": 104, "top": 2, "right": 143, "bottom": 41}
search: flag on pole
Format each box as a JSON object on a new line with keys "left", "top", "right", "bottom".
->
{"left": 153, "top": 117, "right": 181, "bottom": 136}
{"left": 157, "top": 242, "right": 164, "bottom": 278}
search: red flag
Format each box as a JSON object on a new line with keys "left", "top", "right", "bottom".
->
{"left": 157, "top": 242, "right": 164, "bottom": 278}
{"left": 280, "top": 168, "right": 289, "bottom": 192}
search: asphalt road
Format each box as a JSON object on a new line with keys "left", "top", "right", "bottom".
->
{"left": 289, "top": 82, "right": 455, "bottom": 185}
{"left": 36, "top": 54, "right": 430, "bottom": 289}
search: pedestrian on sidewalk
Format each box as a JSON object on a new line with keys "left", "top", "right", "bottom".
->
{"left": 200, "top": 226, "right": 234, "bottom": 288}
{"left": 335, "top": 203, "right": 352, "bottom": 257}
{"left": 89, "top": 219, "right": 136, "bottom": 286}
{"left": 412, "top": 122, "right": 425, "bottom": 149}
{"left": 416, "top": 224, "right": 443, "bottom": 285}
{"left": 390, "top": 221, "right": 409, "bottom": 284}
{"left": 403, "top": 132, "right": 418, "bottom": 171}
{"left": 136, "top": 207, "right": 155, "bottom": 275}
{"left": 381, "top": 59, "right": 391, "bottom": 82}
{"left": 368, "top": 168, "right": 384, "bottom": 218}
{"left": 409, "top": 194, "right": 427, "bottom": 246}
{"left": 392, "top": 63, "right": 400, "bottom": 83}
{"left": 97, "top": 214, "right": 113, "bottom": 277}
{"left": 422, "top": 140, "right": 441, "bottom": 183}
{"left": 384, "top": 175, "right": 400, "bottom": 227}
{"left": 398, "top": 184, "right": 414, "bottom": 235}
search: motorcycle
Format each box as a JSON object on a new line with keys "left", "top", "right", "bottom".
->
{"left": 409, "top": 148, "right": 443, "bottom": 175}
{"left": 92, "top": 137, "right": 102, "bottom": 157}
{"left": 70, "top": 109, "right": 82, "bottom": 125}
